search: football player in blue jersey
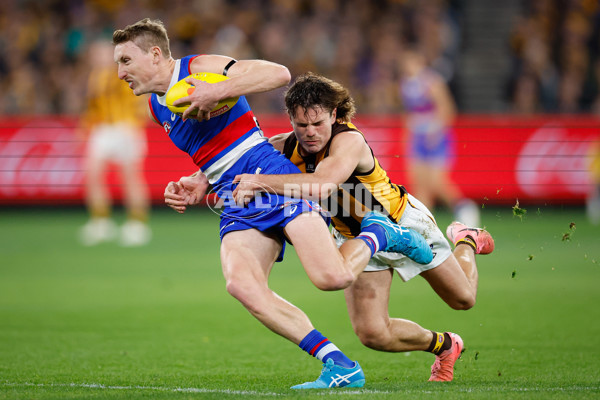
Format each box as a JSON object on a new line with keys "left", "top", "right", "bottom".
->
{"left": 114, "top": 18, "right": 432, "bottom": 389}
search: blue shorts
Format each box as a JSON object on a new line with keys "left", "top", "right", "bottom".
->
{"left": 215, "top": 142, "right": 330, "bottom": 261}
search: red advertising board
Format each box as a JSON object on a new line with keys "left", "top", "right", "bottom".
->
{"left": 0, "top": 115, "right": 598, "bottom": 206}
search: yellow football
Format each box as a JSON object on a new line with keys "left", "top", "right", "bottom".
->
{"left": 165, "top": 72, "right": 239, "bottom": 118}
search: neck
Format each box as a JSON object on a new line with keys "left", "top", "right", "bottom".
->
{"left": 153, "top": 58, "right": 177, "bottom": 96}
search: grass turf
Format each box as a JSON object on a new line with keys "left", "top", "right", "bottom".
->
{"left": 0, "top": 206, "right": 599, "bottom": 399}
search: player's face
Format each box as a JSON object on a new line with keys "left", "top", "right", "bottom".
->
{"left": 401, "top": 52, "right": 425, "bottom": 77}
{"left": 290, "top": 105, "right": 337, "bottom": 155}
{"left": 114, "top": 41, "right": 156, "bottom": 96}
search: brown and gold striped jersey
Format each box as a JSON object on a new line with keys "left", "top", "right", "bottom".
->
{"left": 283, "top": 122, "right": 407, "bottom": 238}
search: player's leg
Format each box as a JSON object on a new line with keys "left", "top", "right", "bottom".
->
{"left": 118, "top": 158, "right": 151, "bottom": 246}
{"left": 120, "top": 154, "right": 149, "bottom": 221}
{"left": 430, "top": 166, "right": 481, "bottom": 228}
{"left": 421, "top": 220, "right": 495, "bottom": 309}
{"left": 283, "top": 212, "right": 367, "bottom": 291}
{"left": 84, "top": 141, "right": 111, "bottom": 220}
{"left": 220, "top": 228, "right": 314, "bottom": 342}
{"left": 284, "top": 211, "right": 432, "bottom": 291}
{"left": 420, "top": 254, "right": 477, "bottom": 310}
{"left": 587, "top": 184, "right": 600, "bottom": 224}
{"left": 408, "top": 160, "right": 435, "bottom": 209}
{"left": 80, "top": 131, "right": 116, "bottom": 245}
{"left": 345, "top": 269, "right": 432, "bottom": 352}
{"left": 118, "top": 156, "right": 151, "bottom": 246}
{"left": 345, "top": 269, "right": 464, "bottom": 382}
{"left": 429, "top": 165, "right": 460, "bottom": 210}
{"left": 120, "top": 157, "right": 150, "bottom": 217}
{"left": 115, "top": 128, "right": 151, "bottom": 246}
{"left": 220, "top": 228, "right": 364, "bottom": 389}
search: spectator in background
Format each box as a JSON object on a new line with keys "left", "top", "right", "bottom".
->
{"left": 0, "top": 0, "right": 463, "bottom": 116}
{"left": 507, "top": 0, "right": 598, "bottom": 113}
{"left": 398, "top": 48, "right": 480, "bottom": 227}
{"left": 7, "top": 0, "right": 599, "bottom": 116}
{"left": 79, "top": 40, "right": 151, "bottom": 246}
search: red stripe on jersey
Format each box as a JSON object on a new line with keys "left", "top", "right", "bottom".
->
{"left": 192, "top": 110, "right": 257, "bottom": 167}
{"left": 310, "top": 339, "right": 328, "bottom": 355}
{"left": 187, "top": 55, "right": 204, "bottom": 75}
{"left": 148, "top": 97, "right": 160, "bottom": 125}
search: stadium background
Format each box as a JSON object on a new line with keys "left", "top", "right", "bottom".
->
{"left": 1, "top": 0, "right": 600, "bottom": 398}
{"left": 0, "top": 0, "right": 598, "bottom": 205}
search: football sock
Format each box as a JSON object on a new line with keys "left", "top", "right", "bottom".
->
{"left": 299, "top": 329, "right": 355, "bottom": 368}
{"left": 128, "top": 208, "right": 149, "bottom": 223}
{"left": 357, "top": 224, "right": 388, "bottom": 256}
{"left": 456, "top": 236, "right": 477, "bottom": 252}
{"left": 426, "top": 331, "right": 452, "bottom": 355}
{"left": 90, "top": 205, "right": 111, "bottom": 219}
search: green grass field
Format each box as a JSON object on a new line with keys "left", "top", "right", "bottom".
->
{"left": 1, "top": 206, "right": 599, "bottom": 399}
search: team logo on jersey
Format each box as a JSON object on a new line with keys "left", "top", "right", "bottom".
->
{"left": 163, "top": 121, "right": 171, "bottom": 134}
{"left": 171, "top": 112, "right": 176, "bottom": 121}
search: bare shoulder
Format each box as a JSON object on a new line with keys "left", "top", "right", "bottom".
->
{"left": 330, "top": 130, "right": 373, "bottom": 172}
{"left": 330, "top": 130, "right": 367, "bottom": 151}
{"left": 269, "top": 132, "right": 293, "bottom": 153}
{"left": 189, "top": 54, "right": 235, "bottom": 74}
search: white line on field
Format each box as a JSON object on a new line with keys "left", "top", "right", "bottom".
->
{"left": 0, "top": 382, "right": 394, "bottom": 396}
{"left": 1, "top": 382, "right": 599, "bottom": 396}
{"left": 2, "top": 382, "right": 281, "bottom": 397}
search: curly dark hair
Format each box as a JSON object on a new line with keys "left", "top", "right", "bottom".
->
{"left": 113, "top": 18, "right": 171, "bottom": 58}
{"left": 284, "top": 72, "right": 356, "bottom": 122}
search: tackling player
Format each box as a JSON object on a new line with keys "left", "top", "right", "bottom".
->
{"left": 231, "top": 73, "right": 495, "bottom": 382}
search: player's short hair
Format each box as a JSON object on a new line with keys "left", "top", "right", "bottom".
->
{"left": 113, "top": 18, "right": 171, "bottom": 58}
{"left": 285, "top": 72, "right": 356, "bottom": 123}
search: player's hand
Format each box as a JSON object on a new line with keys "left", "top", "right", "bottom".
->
{"left": 164, "top": 174, "right": 210, "bottom": 213}
{"left": 164, "top": 181, "right": 188, "bottom": 213}
{"left": 174, "top": 77, "right": 220, "bottom": 122}
{"left": 179, "top": 174, "right": 209, "bottom": 204}
{"left": 232, "top": 174, "right": 262, "bottom": 207}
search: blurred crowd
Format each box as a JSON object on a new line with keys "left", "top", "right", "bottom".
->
{"left": 508, "top": 0, "right": 600, "bottom": 113}
{"left": 0, "top": 0, "right": 599, "bottom": 116}
{"left": 0, "top": 0, "right": 461, "bottom": 116}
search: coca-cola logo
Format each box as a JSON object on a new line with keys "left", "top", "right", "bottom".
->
{"left": 0, "top": 120, "right": 85, "bottom": 197}
{"left": 516, "top": 123, "right": 593, "bottom": 196}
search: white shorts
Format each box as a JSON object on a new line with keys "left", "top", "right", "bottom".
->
{"left": 88, "top": 123, "right": 146, "bottom": 163}
{"left": 333, "top": 194, "right": 452, "bottom": 282}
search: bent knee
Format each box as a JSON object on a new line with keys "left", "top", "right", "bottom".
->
{"left": 355, "top": 327, "right": 392, "bottom": 351}
{"left": 448, "top": 294, "right": 476, "bottom": 310}
{"left": 311, "top": 271, "right": 354, "bottom": 291}
{"left": 225, "top": 278, "right": 266, "bottom": 311}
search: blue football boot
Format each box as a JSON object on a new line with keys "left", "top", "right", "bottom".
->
{"left": 291, "top": 359, "right": 365, "bottom": 389}
{"left": 361, "top": 211, "right": 433, "bottom": 264}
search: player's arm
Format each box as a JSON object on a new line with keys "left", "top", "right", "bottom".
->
{"left": 233, "top": 132, "right": 371, "bottom": 204}
{"left": 429, "top": 77, "right": 457, "bottom": 126}
{"left": 176, "top": 55, "right": 291, "bottom": 121}
{"left": 268, "top": 132, "right": 293, "bottom": 153}
{"left": 193, "top": 55, "right": 291, "bottom": 97}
